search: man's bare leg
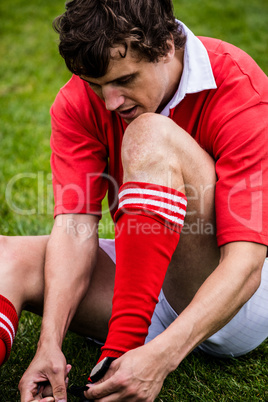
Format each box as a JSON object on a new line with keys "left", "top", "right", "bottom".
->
{"left": 0, "top": 234, "right": 115, "bottom": 354}
{"left": 121, "top": 113, "right": 220, "bottom": 315}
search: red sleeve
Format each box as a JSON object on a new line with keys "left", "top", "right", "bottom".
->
{"left": 50, "top": 77, "right": 108, "bottom": 218}
{"left": 214, "top": 104, "right": 268, "bottom": 247}
{"left": 194, "top": 39, "right": 268, "bottom": 247}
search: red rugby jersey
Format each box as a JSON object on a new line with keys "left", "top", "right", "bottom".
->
{"left": 50, "top": 37, "right": 268, "bottom": 247}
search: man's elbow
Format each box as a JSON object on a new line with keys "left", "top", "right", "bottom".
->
{"left": 221, "top": 241, "right": 267, "bottom": 298}
{"left": 244, "top": 246, "right": 266, "bottom": 298}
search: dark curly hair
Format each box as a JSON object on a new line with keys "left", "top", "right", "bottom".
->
{"left": 53, "top": 0, "right": 186, "bottom": 77}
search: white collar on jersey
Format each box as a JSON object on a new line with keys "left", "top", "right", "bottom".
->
{"left": 161, "top": 21, "right": 217, "bottom": 117}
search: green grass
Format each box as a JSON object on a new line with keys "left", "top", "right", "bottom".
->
{"left": 0, "top": 0, "right": 267, "bottom": 400}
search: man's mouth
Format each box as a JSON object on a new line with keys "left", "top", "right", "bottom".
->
{"left": 117, "top": 106, "right": 138, "bottom": 120}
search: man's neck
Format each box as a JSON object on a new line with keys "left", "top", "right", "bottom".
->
{"left": 157, "top": 48, "right": 184, "bottom": 113}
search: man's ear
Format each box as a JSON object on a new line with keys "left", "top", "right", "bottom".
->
{"left": 163, "top": 39, "right": 176, "bottom": 63}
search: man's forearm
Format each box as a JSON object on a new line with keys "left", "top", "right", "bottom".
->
{"left": 154, "top": 241, "right": 267, "bottom": 373}
{"left": 39, "top": 214, "right": 99, "bottom": 348}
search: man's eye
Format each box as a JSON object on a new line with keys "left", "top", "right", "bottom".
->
{"left": 117, "top": 76, "right": 134, "bottom": 85}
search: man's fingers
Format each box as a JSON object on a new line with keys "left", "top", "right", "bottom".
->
{"left": 66, "top": 364, "right": 72, "bottom": 374}
{"left": 44, "top": 362, "right": 72, "bottom": 402}
{"left": 41, "top": 373, "right": 68, "bottom": 398}
{"left": 84, "top": 378, "right": 119, "bottom": 400}
{"left": 50, "top": 382, "right": 67, "bottom": 402}
{"left": 41, "top": 383, "right": 53, "bottom": 397}
{"left": 20, "top": 365, "right": 71, "bottom": 402}
{"left": 19, "top": 380, "right": 41, "bottom": 402}
{"left": 48, "top": 373, "right": 68, "bottom": 402}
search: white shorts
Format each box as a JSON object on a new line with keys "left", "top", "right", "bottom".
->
{"left": 99, "top": 238, "right": 268, "bottom": 358}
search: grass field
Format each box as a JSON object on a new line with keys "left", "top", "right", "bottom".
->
{"left": 0, "top": 0, "right": 267, "bottom": 400}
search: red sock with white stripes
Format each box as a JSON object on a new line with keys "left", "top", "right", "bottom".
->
{"left": 94, "top": 181, "right": 187, "bottom": 369}
{"left": 0, "top": 295, "right": 19, "bottom": 365}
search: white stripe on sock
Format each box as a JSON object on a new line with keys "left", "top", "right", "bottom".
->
{"left": 119, "top": 188, "right": 187, "bottom": 206}
{"left": 0, "top": 322, "right": 13, "bottom": 346}
{"left": 153, "top": 210, "right": 185, "bottom": 226}
{"left": 0, "top": 313, "right": 15, "bottom": 338}
{"left": 118, "top": 198, "right": 186, "bottom": 217}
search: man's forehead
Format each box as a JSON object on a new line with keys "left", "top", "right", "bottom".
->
{"left": 81, "top": 45, "right": 142, "bottom": 84}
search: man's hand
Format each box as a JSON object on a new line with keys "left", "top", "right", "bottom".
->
{"left": 19, "top": 213, "right": 99, "bottom": 401}
{"left": 84, "top": 341, "right": 170, "bottom": 402}
{"left": 19, "top": 344, "right": 71, "bottom": 402}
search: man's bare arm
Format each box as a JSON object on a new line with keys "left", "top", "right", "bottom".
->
{"left": 162, "top": 242, "right": 266, "bottom": 369}
{"left": 19, "top": 213, "right": 99, "bottom": 402}
{"left": 40, "top": 213, "right": 99, "bottom": 346}
{"left": 85, "top": 241, "right": 267, "bottom": 402}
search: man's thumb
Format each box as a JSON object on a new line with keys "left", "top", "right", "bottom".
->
{"left": 52, "top": 382, "right": 67, "bottom": 402}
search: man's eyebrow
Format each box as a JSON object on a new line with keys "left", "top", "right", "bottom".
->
{"left": 81, "top": 73, "right": 137, "bottom": 85}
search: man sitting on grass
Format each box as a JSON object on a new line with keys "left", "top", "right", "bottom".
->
{"left": 0, "top": 0, "right": 267, "bottom": 401}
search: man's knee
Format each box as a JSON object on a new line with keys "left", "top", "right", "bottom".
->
{"left": 121, "top": 113, "right": 185, "bottom": 188}
{"left": 0, "top": 236, "right": 21, "bottom": 275}
{"left": 0, "top": 235, "right": 47, "bottom": 313}
{"left": 122, "top": 113, "right": 216, "bottom": 198}
{"left": 0, "top": 236, "right": 28, "bottom": 313}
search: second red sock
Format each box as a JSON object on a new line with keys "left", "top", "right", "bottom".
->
{"left": 0, "top": 295, "right": 19, "bottom": 365}
{"left": 0, "top": 339, "right": 6, "bottom": 366}
{"left": 98, "top": 181, "right": 187, "bottom": 364}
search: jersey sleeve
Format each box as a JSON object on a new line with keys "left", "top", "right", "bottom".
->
{"left": 50, "top": 79, "right": 108, "bottom": 218}
{"left": 199, "top": 39, "right": 268, "bottom": 247}
{"left": 214, "top": 103, "right": 268, "bottom": 247}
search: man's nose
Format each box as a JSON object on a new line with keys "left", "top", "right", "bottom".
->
{"left": 102, "top": 86, "right": 125, "bottom": 111}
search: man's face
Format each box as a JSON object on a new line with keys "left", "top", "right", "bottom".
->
{"left": 81, "top": 45, "right": 179, "bottom": 124}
